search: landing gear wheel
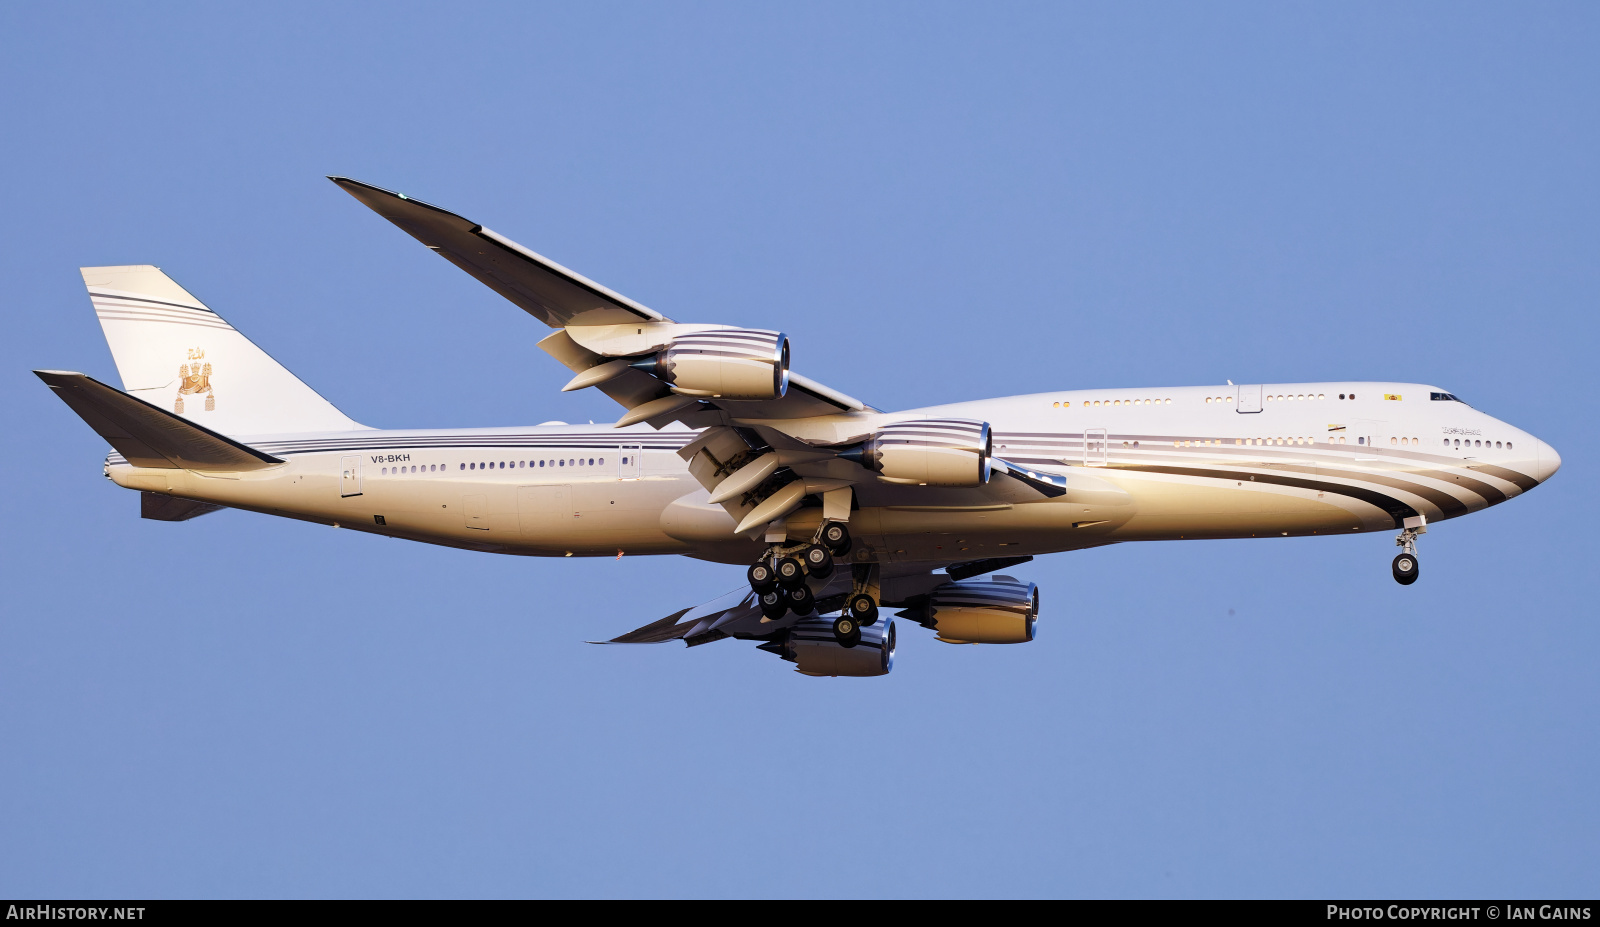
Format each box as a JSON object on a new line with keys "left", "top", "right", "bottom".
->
{"left": 774, "top": 557, "right": 805, "bottom": 588}
{"left": 847, "top": 593, "right": 879, "bottom": 627}
{"left": 821, "top": 522, "right": 852, "bottom": 556}
{"left": 785, "top": 584, "right": 816, "bottom": 615}
{"left": 747, "top": 561, "right": 778, "bottom": 593}
{"left": 801, "top": 544, "right": 834, "bottom": 579}
{"left": 759, "top": 589, "right": 788, "bottom": 619}
{"left": 832, "top": 614, "right": 861, "bottom": 648}
{"left": 1392, "top": 553, "right": 1420, "bottom": 585}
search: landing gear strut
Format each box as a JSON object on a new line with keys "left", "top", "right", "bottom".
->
{"left": 832, "top": 561, "right": 880, "bottom": 645}
{"left": 1393, "top": 518, "right": 1425, "bottom": 585}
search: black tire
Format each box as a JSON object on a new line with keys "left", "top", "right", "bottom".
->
{"left": 774, "top": 556, "right": 805, "bottom": 588}
{"left": 785, "top": 584, "right": 816, "bottom": 615}
{"left": 760, "top": 589, "right": 788, "bottom": 619}
{"left": 848, "top": 593, "right": 879, "bottom": 627}
{"left": 747, "top": 561, "right": 777, "bottom": 593}
{"left": 801, "top": 544, "right": 834, "bottom": 579}
{"left": 832, "top": 614, "right": 860, "bottom": 647}
{"left": 1392, "top": 553, "right": 1420, "bottom": 585}
{"left": 821, "top": 522, "right": 852, "bottom": 555}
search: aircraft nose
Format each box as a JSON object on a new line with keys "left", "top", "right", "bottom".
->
{"left": 1533, "top": 438, "right": 1562, "bottom": 483}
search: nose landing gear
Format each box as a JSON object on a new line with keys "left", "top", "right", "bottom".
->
{"left": 1392, "top": 517, "right": 1425, "bottom": 585}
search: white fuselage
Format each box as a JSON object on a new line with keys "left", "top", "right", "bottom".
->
{"left": 106, "top": 382, "right": 1559, "bottom": 565}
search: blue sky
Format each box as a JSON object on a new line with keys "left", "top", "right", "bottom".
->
{"left": 1, "top": 2, "right": 1596, "bottom": 898}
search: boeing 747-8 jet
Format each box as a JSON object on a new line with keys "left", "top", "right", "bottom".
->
{"left": 36, "top": 178, "right": 1563, "bottom": 677}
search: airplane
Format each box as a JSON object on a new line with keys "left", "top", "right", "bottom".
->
{"left": 35, "top": 177, "right": 1563, "bottom": 677}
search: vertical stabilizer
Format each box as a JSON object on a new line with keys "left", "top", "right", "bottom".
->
{"left": 82, "top": 266, "right": 364, "bottom": 436}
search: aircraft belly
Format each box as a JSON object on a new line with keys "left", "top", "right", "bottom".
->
{"left": 1108, "top": 478, "right": 1366, "bottom": 540}
{"left": 515, "top": 476, "right": 689, "bottom": 555}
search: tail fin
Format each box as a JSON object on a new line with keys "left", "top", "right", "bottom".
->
{"left": 82, "top": 265, "right": 364, "bottom": 436}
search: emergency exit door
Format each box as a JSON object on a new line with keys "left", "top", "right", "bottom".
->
{"left": 1236, "top": 384, "right": 1263, "bottom": 413}
{"left": 618, "top": 445, "right": 642, "bottom": 479}
{"left": 1084, "top": 429, "right": 1108, "bottom": 467}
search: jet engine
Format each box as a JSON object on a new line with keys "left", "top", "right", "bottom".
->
{"left": 905, "top": 576, "right": 1037, "bottom": 644}
{"left": 762, "top": 617, "right": 896, "bottom": 677}
{"left": 633, "top": 328, "right": 789, "bottom": 400}
{"left": 843, "top": 418, "right": 992, "bottom": 486}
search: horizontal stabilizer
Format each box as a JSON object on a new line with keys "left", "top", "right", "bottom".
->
{"left": 142, "top": 492, "right": 226, "bottom": 521}
{"left": 35, "top": 371, "right": 283, "bottom": 471}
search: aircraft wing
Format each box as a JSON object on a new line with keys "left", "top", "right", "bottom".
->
{"left": 329, "top": 176, "right": 665, "bottom": 328}
{"left": 597, "top": 566, "right": 944, "bottom": 645}
{"left": 331, "top": 176, "right": 869, "bottom": 421}
{"left": 335, "top": 178, "right": 1067, "bottom": 536}
{"left": 595, "top": 560, "right": 1035, "bottom": 674}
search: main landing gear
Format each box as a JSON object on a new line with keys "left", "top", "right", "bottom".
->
{"left": 830, "top": 592, "right": 880, "bottom": 648}
{"left": 1392, "top": 519, "right": 1425, "bottom": 585}
{"left": 750, "top": 522, "right": 864, "bottom": 634}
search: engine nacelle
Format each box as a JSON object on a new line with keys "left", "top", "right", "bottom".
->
{"left": 845, "top": 418, "right": 992, "bottom": 487}
{"left": 776, "top": 617, "right": 896, "bottom": 677}
{"left": 636, "top": 328, "right": 789, "bottom": 400}
{"left": 917, "top": 576, "right": 1037, "bottom": 644}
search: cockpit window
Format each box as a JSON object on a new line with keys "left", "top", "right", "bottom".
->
{"left": 1430, "top": 391, "right": 1469, "bottom": 406}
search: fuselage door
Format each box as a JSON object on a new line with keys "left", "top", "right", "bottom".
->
{"left": 619, "top": 444, "right": 642, "bottom": 479}
{"left": 1084, "top": 428, "right": 1108, "bottom": 467}
{"left": 464, "top": 493, "right": 489, "bottom": 530}
{"left": 1236, "top": 384, "right": 1263, "bottom": 413}
{"left": 517, "top": 484, "right": 572, "bottom": 540}
{"left": 340, "top": 455, "right": 362, "bottom": 497}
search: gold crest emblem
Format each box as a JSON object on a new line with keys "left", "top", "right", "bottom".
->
{"left": 175, "top": 347, "right": 215, "bottom": 413}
